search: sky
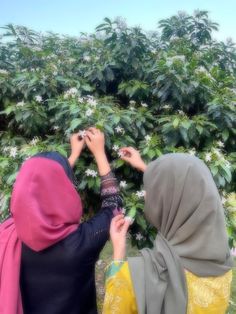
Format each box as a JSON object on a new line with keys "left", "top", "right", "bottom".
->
{"left": 0, "top": 0, "right": 236, "bottom": 41}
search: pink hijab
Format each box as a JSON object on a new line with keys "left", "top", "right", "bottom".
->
{"left": 0, "top": 157, "right": 83, "bottom": 314}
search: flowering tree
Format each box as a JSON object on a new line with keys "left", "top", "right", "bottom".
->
{"left": 0, "top": 11, "right": 235, "bottom": 248}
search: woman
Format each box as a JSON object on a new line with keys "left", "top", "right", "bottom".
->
{"left": 103, "top": 148, "right": 233, "bottom": 314}
{"left": 0, "top": 128, "right": 123, "bottom": 314}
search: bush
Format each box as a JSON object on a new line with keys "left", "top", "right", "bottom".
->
{"left": 0, "top": 11, "right": 235, "bottom": 248}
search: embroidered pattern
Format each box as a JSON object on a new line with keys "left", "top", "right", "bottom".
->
{"left": 186, "top": 270, "right": 232, "bottom": 314}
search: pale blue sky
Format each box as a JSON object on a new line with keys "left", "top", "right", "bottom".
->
{"left": 0, "top": 0, "right": 235, "bottom": 41}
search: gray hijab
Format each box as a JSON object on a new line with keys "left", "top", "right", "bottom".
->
{"left": 128, "top": 153, "right": 233, "bottom": 314}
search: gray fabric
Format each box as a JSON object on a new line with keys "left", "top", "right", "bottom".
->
{"left": 128, "top": 153, "right": 233, "bottom": 314}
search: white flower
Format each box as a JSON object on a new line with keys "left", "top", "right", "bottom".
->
{"left": 129, "top": 100, "right": 136, "bottom": 105}
{"left": 85, "top": 108, "right": 94, "bottom": 117}
{"left": 64, "top": 87, "right": 78, "bottom": 99}
{"left": 170, "top": 35, "right": 179, "bottom": 42}
{"left": 78, "top": 97, "right": 84, "bottom": 103}
{"left": 118, "top": 150, "right": 124, "bottom": 158}
{"left": 0, "top": 69, "right": 8, "bottom": 75}
{"left": 85, "top": 169, "right": 98, "bottom": 177}
{"left": 9, "top": 147, "right": 17, "bottom": 158}
{"left": 115, "top": 126, "right": 124, "bottom": 134}
{"left": 16, "top": 101, "right": 25, "bottom": 107}
{"left": 3, "top": 147, "right": 9, "bottom": 153}
{"left": 120, "top": 181, "right": 127, "bottom": 188}
{"left": 68, "top": 58, "right": 76, "bottom": 64}
{"left": 136, "top": 190, "right": 145, "bottom": 198}
{"left": 121, "top": 208, "right": 126, "bottom": 214}
{"left": 196, "top": 66, "right": 208, "bottom": 74}
{"left": 177, "top": 110, "right": 185, "bottom": 116}
{"left": 87, "top": 97, "right": 97, "bottom": 107}
{"left": 166, "top": 55, "right": 185, "bottom": 66}
{"left": 205, "top": 153, "right": 212, "bottom": 162}
{"left": 83, "top": 56, "right": 91, "bottom": 62}
{"left": 135, "top": 232, "right": 143, "bottom": 241}
{"left": 172, "top": 55, "right": 185, "bottom": 62}
{"left": 79, "top": 130, "right": 87, "bottom": 139}
{"left": 145, "top": 135, "right": 151, "bottom": 142}
{"left": 130, "top": 106, "right": 135, "bottom": 111}
{"left": 30, "top": 137, "right": 39, "bottom": 146}
{"left": 224, "top": 160, "right": 231, "bottom": 168}
{"left": 124, "top": 216, "right": 134, "bottom": 225}
{"left": 113, "top": 145, "right": 119, "bottom": 152}
{"left": 189, "top": 148, "right": 196, "bottom": 156}
{"left": 96, "top": 260, "right": 103, "bottom": 266}
{"left": 53, "top": 125, "right": 59, "bottom": 130}
{"left": 217, "top": 141, "right": 224, "bottom": 148}
{"left": 69, "top": 87, "right": 78, "bottom": 94}
{"left": 212, "top": 148, "right": 222, "bottom": 158}
{"left": 141, "top": 102, "right": 148, "bottom": 108}
{"left": 35, "top": 95, "right": 42, "bottom": 103}
{"left": 163, "top": 104, "right": 170, "bottom": 109}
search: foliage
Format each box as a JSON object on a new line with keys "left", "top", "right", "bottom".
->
{"left": 0, "top": 11, "right": 235, "bottom": 248}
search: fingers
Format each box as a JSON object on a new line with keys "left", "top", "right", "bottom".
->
{"left": 120, "top": 155, "right": 132, "bottom": 162}
{"left": 110, "top": 214, "right": 125, "bottom": 232}
{"left": 115, "top": 218, "right": 126, "bottom": 230}
{"left": 122, "top": 219, "right": 131, "bottom": 233}
{"left": 85, "top": 130, "right": 94, "bottom": 140}
{"left": 85, "top": 137, "right": 91, "bottom": 146}
{"left": 87, "top": 127, "right": 101, "bottom": 134}
{"left": 111, "top": 214, "right": 124, "bottom": 224}
{"left": 120, "top": 147, "right": 137, "bottom": 157}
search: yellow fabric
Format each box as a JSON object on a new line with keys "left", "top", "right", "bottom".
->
{"left": 103, "top": 261, "right": 232, "bottom": 314}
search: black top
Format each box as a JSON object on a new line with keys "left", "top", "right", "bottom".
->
{"left": 20, "top": 172, "right": 122, "bottom": 314}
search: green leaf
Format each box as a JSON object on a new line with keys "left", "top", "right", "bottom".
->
{"left": 173, "top": 118, "right": 179, "bottom": 128}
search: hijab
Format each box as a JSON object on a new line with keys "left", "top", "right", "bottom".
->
{"left": 0, "top": 152, "right": 82, "bottom": 314}
{"left": 128, "top": 153, "right": 233, "bottom": 314}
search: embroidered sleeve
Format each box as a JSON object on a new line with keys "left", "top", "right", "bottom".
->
{"left": 100, "top": 171, "right": 123, "bottom": 215}
{"left": 80, "top": 171, "right": 123, "bottom": 254}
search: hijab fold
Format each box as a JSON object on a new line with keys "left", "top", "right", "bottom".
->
{"left": 128, "top": 153, "right": 233, "bottom": 314}
{"left": 0, "top": 153, "right": 82, "bottom": 314}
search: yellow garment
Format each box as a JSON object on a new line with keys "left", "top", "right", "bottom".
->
{"left": 103, "top": 261, "right": 232, "bottom": 314}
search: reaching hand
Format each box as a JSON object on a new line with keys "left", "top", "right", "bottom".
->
{"left": 68, "top": 132, "right": 86, "bottom": 167}
{"left": 85, "top": 127, "right": 105, "bottom": 158}
{"left": 119, "top": 147, "right": 147, "bottom": 172}
{"left": 85, "top": 127, "right": 111, "bottom": 176}
{"left": 110, "top": 214, "right": 131, "bottom": 260}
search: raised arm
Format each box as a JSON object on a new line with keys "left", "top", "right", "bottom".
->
{"left": 78, "top": 128, "right": 123, "bottom": 256}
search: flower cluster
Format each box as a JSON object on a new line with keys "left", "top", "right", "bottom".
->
{"left": 64, "top": 87, "right": 78, "bottom": 99}
{"left": 85, "top": 169, "right": 98, "bottom": 177}
{"left": 120, "top": 181, "right": 127, "bottom": 188}
{"left": 135, "top": 190, "right": 145, "bottom": 198}
{"left": 4, "top": 146, "right": 18, "bottom": 158}
{"left": 35, "top": 95, "right": 43, "bottom": 103}
{"left": 16, "top": 101, "right": 25, "bottom": 107}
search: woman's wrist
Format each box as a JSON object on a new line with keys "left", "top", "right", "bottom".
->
{"left": 113, "top": 246, "right": 126, "bottom": 260}
{"left": 138, "top": 161, "right": 147, "bottom": 172}
{"left": 68, "top": 153, "right": 79, "bottom": 168}
{"left": 94, "top": 151, "right": 111, "bottom": 176}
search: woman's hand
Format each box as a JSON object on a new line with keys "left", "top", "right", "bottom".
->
{"left": 68, "top": 132, "right": 85, "bottom": 167}
{"left": 85, "top": 127, "right": 111, "bottom": 176}
{"left": 119, "top": 147, "right": 147, "bottom": 172}
{"left": 85, "top": 127, "right": 105, "bottom": 157}
{"left": 110, "top": 214, "right": 131, "bottom": 260}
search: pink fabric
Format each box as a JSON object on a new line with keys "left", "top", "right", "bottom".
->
{"left": 0, "top": 158, "right": 83, "bottom": 314}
